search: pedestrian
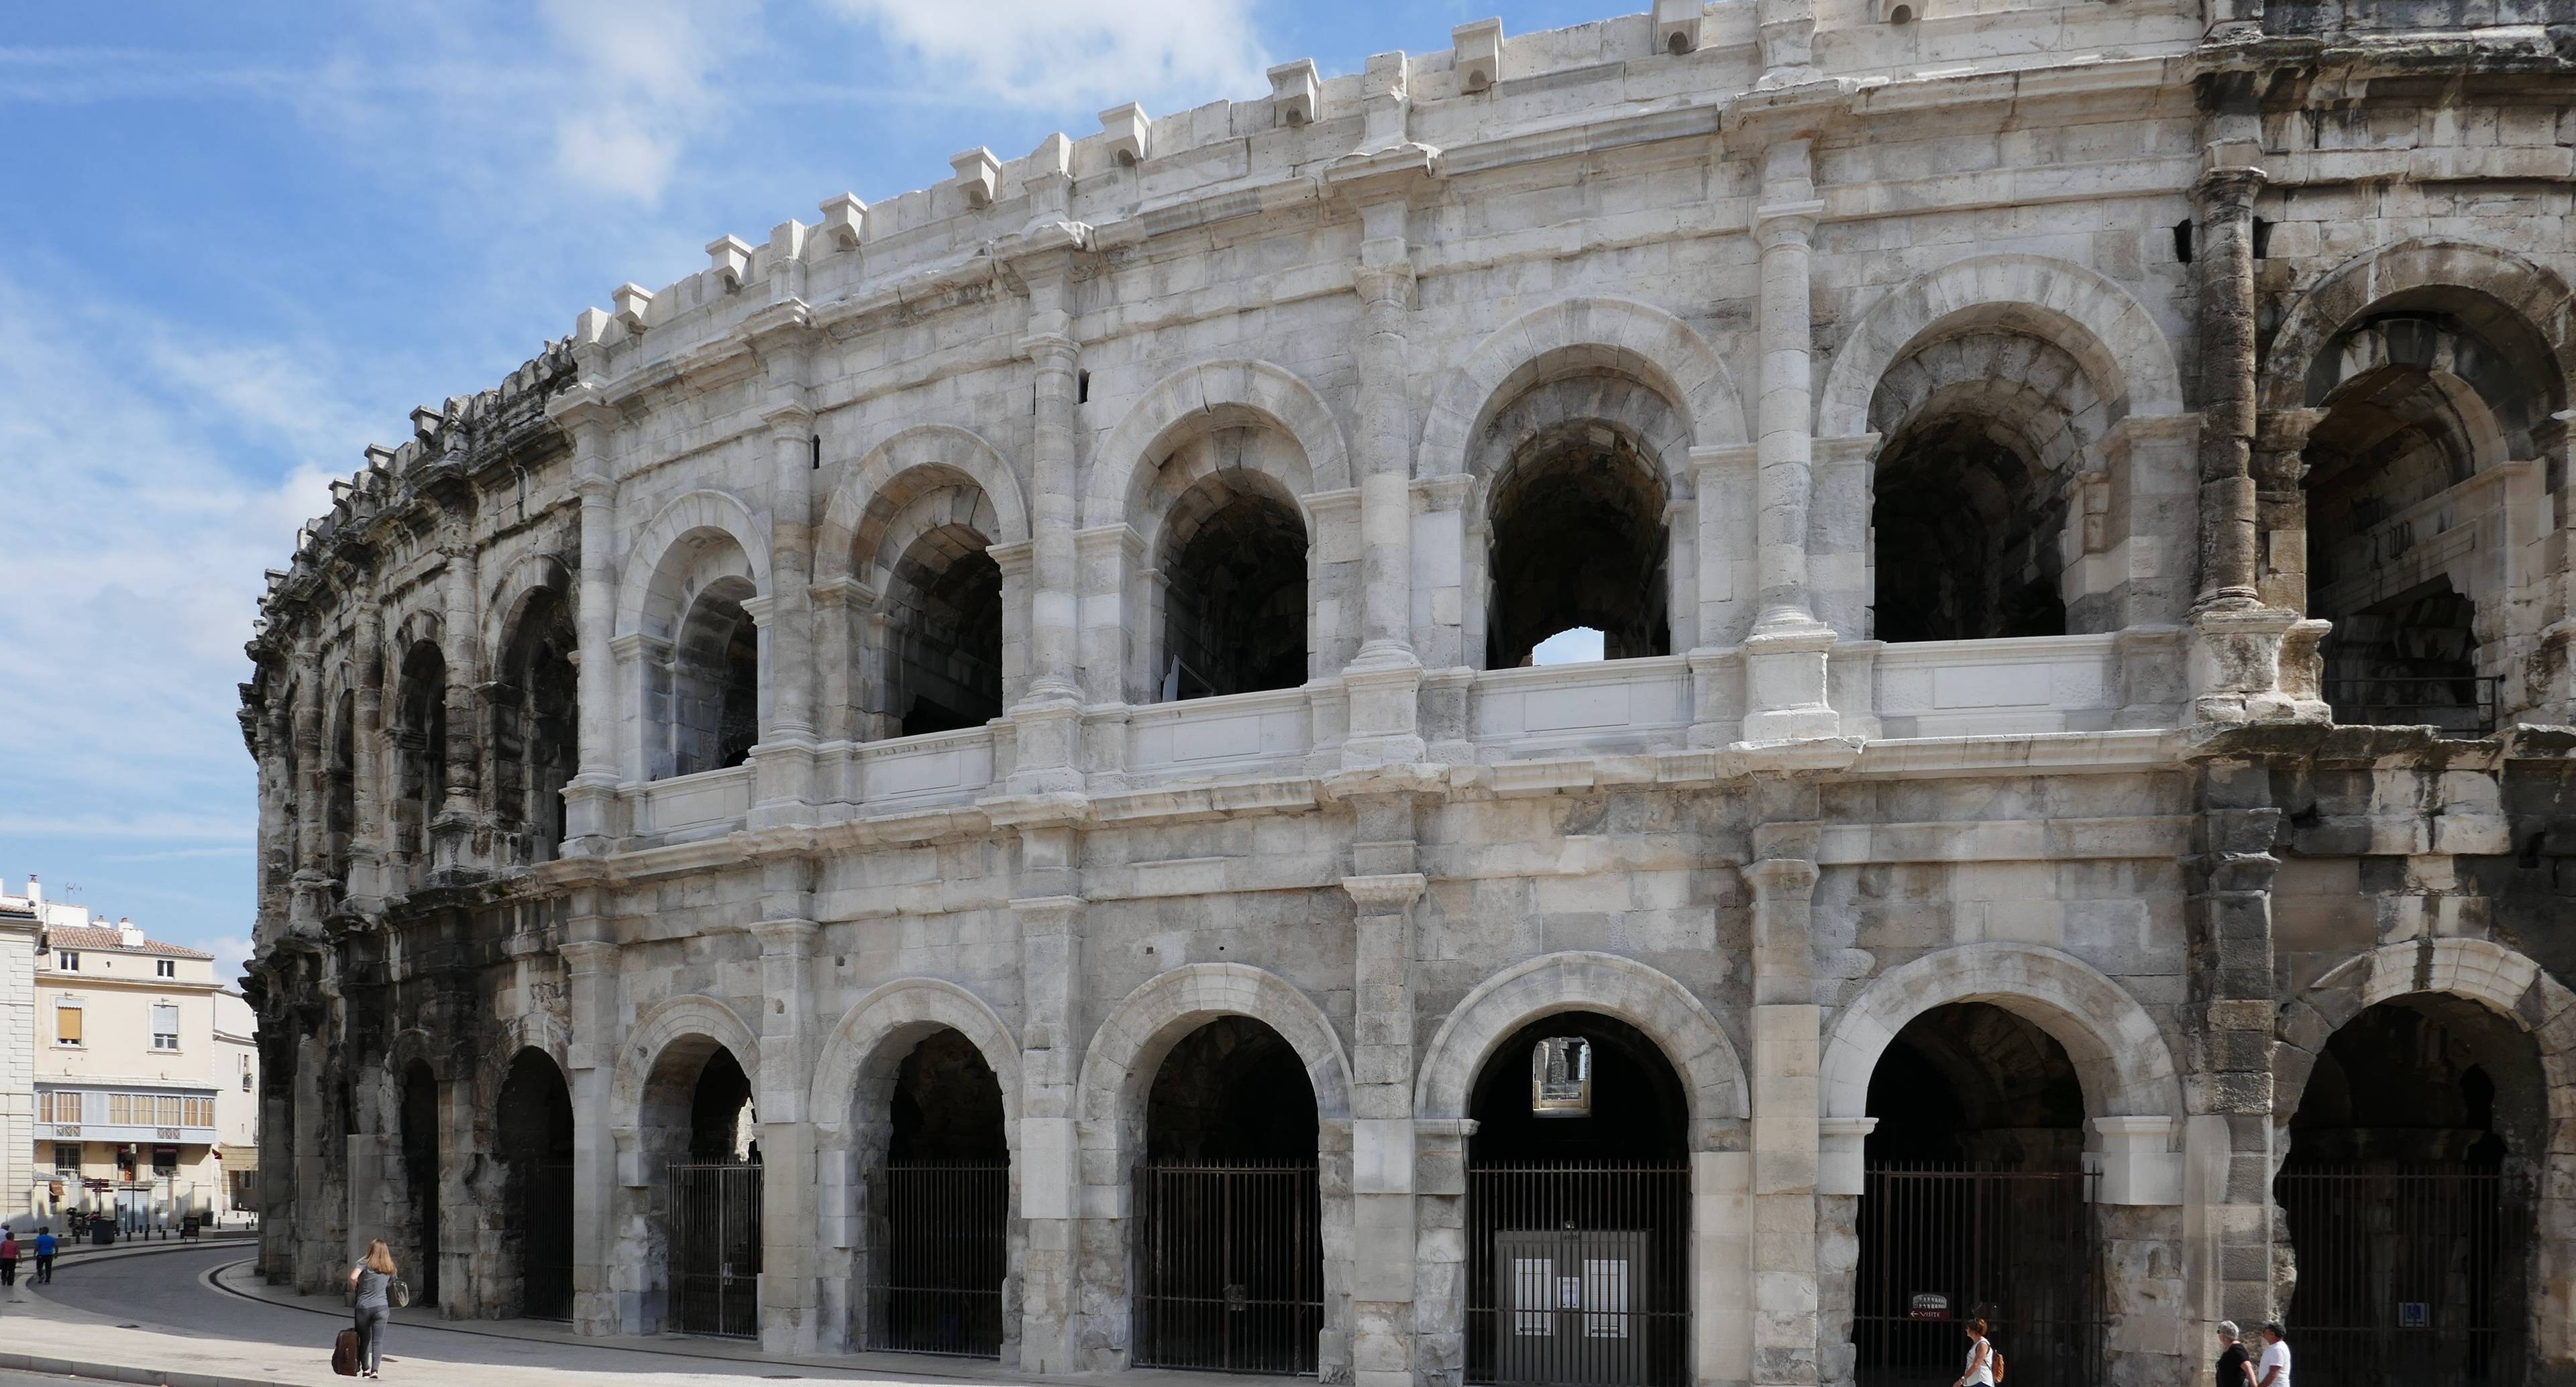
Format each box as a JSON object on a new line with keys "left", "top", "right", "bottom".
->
{"left": 2255, "top": 1321, "right": 2292, "bottom": 1387}
{"left": 2215, "top": 1321, "right": 2255, "bottom": 1387}
{"left": 345, "top": 1238, "right": 397, "bottom": 1380}
{"left": 1, "top": 1227, "right": 20, "bottom": 1288}
{"left": 1953, "top": 1317, "right": 1998, "bottom": 1387}
{"left": 33, "top": 1227, "right": 56, "bottom": 1284}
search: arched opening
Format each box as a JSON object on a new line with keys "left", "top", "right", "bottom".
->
{"left": 1155, "top": 469, "right": 1308, "bottom": 700}
{"left": 1486, "top": 423, "right": 1670, "bottom": 669}
{"left": 861, "top": 1028, "right": 1010, "bottom": 1357}
{"left": 1872, "top": 417, "right": 2068, "bottom": 643}
{"left": 392, "top": 643, "right": 446, "bottom": 862}
{"left": 326, "top": 689, "right": 355, "bottom": 878}
{"left": 667, "top": 582, "right": 758, "bottom": 779}
{"left": 1463, "top": 1011, "right": 1688, "bottom": 1387}
{"left": 2277, "top": 995, "right": 2541, "bottom": 1386}
{"left": 883, "top": 528, "right": 1003, "bottom": 735}
{"left": 398, "top": 1062, "right": 441, "bottom": 1308}
{"left": 2300, "top": 294, "right": 2556, "bottom": 734}
{"left": 493, "top": 588, "right": 578, "bottom": 859}
{"left": 1854, "top": 1003, "right": 2096, "bottom": 1387}
{"left": 1134, "top": 1016, "right": 1323, "bottom": 1374}
{"left": 493, "top": 1049, "right": 574, "bottom": 1321}
{"left": 640, "top": 1040, "right": 761, "bottom": 1337}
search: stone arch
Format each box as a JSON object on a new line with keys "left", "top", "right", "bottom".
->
{"left": 1817, "top": 254, "right": 2186, "bottom": 439}
{"left": 809, "top": 978, "right": 1024, "bottom": 1131}
{"left": 610, "top": 994, "right": 764, "bottom": 1121}
{"left": 614, "top": 488, "right": 771, "bottom": 639}
{"left": 816, "top": 424, "right": 1029, "bottom": 583}
{"left": 1077, "top": 962, "right": 1353, "bottom": 1133}
{"left": 1081, "top": 359, "right": 1351, "bottom": 529}
{"left": 494, "top": 1008, "right": 574, "bottom": 1078}
{"left": 1417, "top": 296, "right": 1749, "bottom": 480}
{"left": 1415, "top": 951, "right": 1749, "bottom": 1150}
{"left": 481, "top": 551, "right": 576, "bottom": 673}
{"left": 2259, "top": 238, "right": 2575, "bottom": 418}
{"left": 1819, "top": 942, "right": 2183, "bottom": 1122}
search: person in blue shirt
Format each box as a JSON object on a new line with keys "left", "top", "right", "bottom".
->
{"left": 32, "top": 1228, "right": 56, "bottom": 1284}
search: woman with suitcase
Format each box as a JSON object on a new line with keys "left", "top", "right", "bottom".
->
{"left": 343, "top": 1239, "right": 398, "bottom": 1378}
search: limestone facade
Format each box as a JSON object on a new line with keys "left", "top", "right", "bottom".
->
{"left": 239, "top": 4, "right": 2576, "bottom": 1386}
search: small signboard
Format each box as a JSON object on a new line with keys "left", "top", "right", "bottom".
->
{"left": 2399, "top": 1301, "right": 2430, "bottom": 1329}
{"left": 1909, "top": 1293, "right": 1951, "bottom": 1321}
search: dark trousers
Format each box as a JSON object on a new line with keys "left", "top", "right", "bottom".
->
{"left": 34, "top": 1254, "right": 51, "bottom": 1282}
{"left": 3, "top": 1258, "right": 19, "bottom": 1286}
{"left": 354, "top": 1306, "right": 390, "bottom": 1373}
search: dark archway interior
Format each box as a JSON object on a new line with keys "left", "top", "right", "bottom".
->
{"left": 1873, "top": 419, "right": 2067, "bottom": 643}
{"left": 887, "top": 529, "right": 1004, "bottom": 736}
{"left": 2288, "top": 995, "right": 2540, "bottom": 1165}
{"left": 888, "top": 1028, "right": 1008, "bottom": 1162}
{"left": 1465, "top": 1010, "right": 1689, "bottom": 1163}
{"left": 1486, "top": 426, "right": 1669, "bottom": 669}
{"left": 1146, "top": 1016, "right": 1318, "bottom": 1162}
{"left": 672, "top": 588, "right": 759, "bottom": 777}
{"left": 495, "top": 1049, "right": 576, "bottom": 1319}
{"left": 494, "top": 590, "right": 578, "bottom": 854}
{"left": 399, "top": 1062, "right": 441, "bottom": 1303}
{"left": 394, "top": 643, "right": 446, "bottom": 856}
{"left": 1864, "top": 1001, "right": 2085, "bottom": 1168}
{"left": 327, "top": 689, "right": 355, "bottom": 876}
{"left": 689, "top": 1047, "right": 758, "bottom": 1162}
{"left": 1160, "top": 477, "right": 1308, "bottom": 700}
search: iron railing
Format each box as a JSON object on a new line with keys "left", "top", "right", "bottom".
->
{"left": 517, "top": 1159, "right": 575, "bottom": 1321}
{"left": 2325, "top": 675, "right": 2502, "bottom": 736}
{"left": 1466, "top": 1162, "right": 1690, "bottom": 1387}
{"left": 1134, "top": 1161, "right": 1322, "bottom": 1375}
{"left": 2276, "top": 1163, "right": 2518, "bottom": 1387}
{"left": 864, "top": 1161, "right": 1009, "bottom": 1357}
{"left": 668, "top": 1161, "right": 762, "bottom": 1339}
{"left": 1854, "top": 1166, "right": 2102, "bottom": 1387}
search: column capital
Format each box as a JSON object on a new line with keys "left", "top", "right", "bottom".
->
{"left": 1018, "top": 330, "right": 1080, "bottom": 368}
{"left": 1342, "top": 873, "right": 1428, "bottom": 911}
{"left": 761, "top": 402, "right": 816, "bottom": 439}
{"left": 751, "top": 918, "right": 818, "bottom": 954}
{"left": 1355, "top": 260, "right": 1415, "bottom": 309}
{"left": 1752, "top": 199, "right": 1825, "bottom": 248}
{"left": 2195, "top": 162, "right": 2267, "bottom": 209}
{"left": 559, "top": 938, "right": 621, "bottom": 975}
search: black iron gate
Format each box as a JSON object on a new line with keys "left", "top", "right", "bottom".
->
{"left": 1134, "top": 1161, "right": 1322, "bottom": 1374}
{"left": 519, "top": 1159, "right": 575, "bottom": 1321}
{"left": 2276, "top": 1163, "right": 2518, "bottom": 1387}
{"left": 1854, "top": 1166, "right": 2101, "bottom": 1387}
{"left": 1466, "top": 1163, "right": 1689, "bottom": 1387}
{"left": 669, "top": 1161, "right": 762, "bottom": 1339}
{"left": 865, "top": 1160, "right": 1010, "bottom": 1357}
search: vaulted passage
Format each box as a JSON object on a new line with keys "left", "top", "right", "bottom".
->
{"left": 1157, "top": 467, "right": 1307, "bottom": 701}
{"left": 327, "top": 689, "right": 356, "bottom": 877}
{"left": 494, "top": 588, "right": 578, "bottom": 858}
{"left": 643, "top": 1042, "right": 761, "bottom": 1338}
{"left": 398, "top": 1061, "right": 441, "bottom": 1307}
{"left": 1854, "top": 1003, "right": 2097, "bottom": 1387}
{"left": 2278, "top": 996, "right": 2540, "bottom": 1387}
{"left": 494, "top": 1049, "right": 575, "bottom": 1321}
{"left": 1872, "top": 419, "right": 2067, "bottom": 643}
{"left": 669, "top": 586, "right": 758, "bottom": 778}
{"left": 885, "top": 529, "right": 1003, "bottom": 736}
{"left": 1135, "top": 1016, "right": 1322, "bottom": 1374}
{"left": 864, "top": 1028, "right": 1010, "bottom": 1357}
{"left": 1486, "top": 425, "right": 1669, "bottom": 669}
{"left": 1466, "top": 1012, "right": 1688, "bottom": 1387}
{"left": 392, "top": 643, "right": 446, "bottom": 861}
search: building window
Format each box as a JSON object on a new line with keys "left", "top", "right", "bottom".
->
{"left": 55, "top": 951, "right": 77, "bottom": 971}
{"left": 40, "top": 1091, "right": 80, "bottom": 1124}
{"left": 54, "top": 1144, "right": 78, "bottom": 1174}
{"left": 108, "top": 1093, "right": 132, "bottom": 1124}
{"left": 242, "top": 1070, "right": 254, "bottom": 1092}
{"left": 151, "top": 1003, "right": 179, "bottom": 1051}
{"left": 152, "top": 1146, "right": 178, "bottom": 1177}
{"left": 183, "top": 1097, "right": 215, "bottom": 1127}
{"left": 156, "top": 958, "right": 176, "bottom": 978}
{"left": 55, "top": 1004, "right": 81, "bottom": 1046}
{"left": 155, "top": 1094, "right": 182, "bottom": 1125}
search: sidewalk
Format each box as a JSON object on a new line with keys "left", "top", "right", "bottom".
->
{"left": 0, "top": 1247, "right": 1301, "bottom": 1387}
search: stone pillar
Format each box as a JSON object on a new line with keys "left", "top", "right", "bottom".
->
{"left": 1014, "top": 820, "right": 1085, "bottom": 1371}
{"left": 347, "top": 600, "right": 389, "bottom": 909}
{"left": 810, "top": 577, "right": 871, "bottom": 745}
{"left": 1743, "top": 141, "right": 1839, "bottom": 743}
{"left": 2180, "top": 757, "right": 2284, "bottom": 1341}
{"left": 1745, "top": 828, "right": 1821, "bottom": 1387}
{"left": 753, "top": 396, "right": 820, "bottom": 827}
{"left": 438, "top": 536, "right": 482, "bottom": 818}
{"left": 252, "top": 716, "right": 294, "bottom": 946}
{"left": 2249, "top": 408, "right": 2325, "bottom": 616}
{"left": 549, "top": 386, "right": 621, "bottom": 848}
{"left": 752, "top": 863, "right": 820, "bottom": 1353}
{"left": 289, "top": 645, "right": 331, "bottom": 930}
{"left": 1345, "top": 196, "right": 1426, "bottom": 768}
{"left": 1756, "top": 0, "right": 1819, "bottom": 88}
{"left": 1012, "top": 267, "right": 1086, "bottom": 793}
{"left": 1342, "top": 784, "right": 1428, "bottom": 1387}
{"left": 561, "top": 929, "right": 621, "bottom": 1337}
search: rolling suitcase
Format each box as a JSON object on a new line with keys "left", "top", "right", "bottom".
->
{"left": 332, "top": 1327, "right": 360, "bottom": 1376}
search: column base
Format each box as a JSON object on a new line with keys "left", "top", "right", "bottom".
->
{"left": 1005, "top": 689, "right": 1086, "bottom": 795}
{"left": 2186, "top": 604, "right": 2331, "bottom": 724}
{"left": 1341, "top": 657, "right": 1426, "bottom": 769}
{"left": 747, "top": 736, "right": 819, "bottom": 829}
{"left": 1741, "top": 623, "right": 1841, "bottom": 744}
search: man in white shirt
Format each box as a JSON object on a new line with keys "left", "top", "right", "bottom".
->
{"left": 2256, "top": 1322, "right": 2292, "bottom": 1387}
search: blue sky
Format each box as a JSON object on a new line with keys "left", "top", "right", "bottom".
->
{"left": 0, "top": 0, "right": 1622, "bottom": 980}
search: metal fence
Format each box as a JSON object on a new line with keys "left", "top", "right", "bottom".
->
{"left": 668, "top": 1161, "right": 762, "bottom": 1339}
{"left": 2276, "top": 1162, "right": 2518, "bottom": 1387}
{"left": 1853, "top": 1166, "right": 2102, "bottom": 1387}
{"left": 518, "top": 1160, "right": 575, "bottom": 1321}
{"left": 2324, "top": 675, "right": 2502, "bottom": 736}
{"left": 864, "top": 1161, "right": 1010, "bottom": 1357}
{"left": 1133, "top": 1162, "right": 1323, "bottom": 1375}
{"left": 1465, "top": 1162, "right": 1690, "bottom": 1387}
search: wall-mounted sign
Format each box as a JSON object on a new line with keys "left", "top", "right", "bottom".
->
{"left": 1909, "top": 1293, "right": 1951, "bottom": 1321}
{"left": 1531, "top": 1036, "right": 1593, "bottom": 1117}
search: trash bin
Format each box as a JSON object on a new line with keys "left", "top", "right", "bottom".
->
{"left": 91, "top": 1221, "right": 114, "bottom": 1246}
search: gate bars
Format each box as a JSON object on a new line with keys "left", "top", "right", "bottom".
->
{"left": 1134, "top": 1161, "right": 1324, "bottom": 1375}
{"left": 1852, "top": 1166, "right": 2102, "bottom": 1387}
{"left": 1465, "top": 1162, "right": 1690, "bottom": 1387}
{"left": 864, "top": 1161, "right": 1010, "bottom": 1357}
{"left": 519, "top": 1159, "right": 576, "bottom": 1321}
{"left": 669, "top": 1161, "right": 763, "bottom": 1339}
{"left": 2276, "top": 1162, "right": 2517, "bottom": 1387}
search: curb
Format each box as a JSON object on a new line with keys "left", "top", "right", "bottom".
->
{"left": 0, "top": 1350, "right": 276, "bottom": 1387}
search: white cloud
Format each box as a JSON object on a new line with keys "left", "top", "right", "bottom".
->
{"left": 539, "top": 0, "right": 760, "bottom": 203}
{"left": 826, "top": 0, "right": 1269, "bottom": 111}
{"left": 201, "top": 935, "right": 256, "bottom": 987}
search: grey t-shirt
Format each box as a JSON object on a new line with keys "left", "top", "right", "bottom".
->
{"left": 354, "top": 1267, "right": 392, "bottom": 1310}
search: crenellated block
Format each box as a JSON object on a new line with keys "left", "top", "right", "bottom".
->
{"left": 818, "top": 192, "right": 865, "bottom": 251}
{"left": 706, "top": 234, "right": 753, "bottom": 291}
{"left": 612, "top": 282, "right": 653, "bottom": 332}
{"left": 951, "top": 147, "right": 999, "bottom": 208}
{"left": 1655, "top": 0, "right": 1705, "bottom": 52}
{"left": 1099, "top": 103, "right": 1151, "bottom": 166}
{"left": 407, "top": 405, "right": 443, "bottom": 445}
{"left": 1267, "top": 59, "right": 1322, "bottom": 126}
{"left": 1452, "top": 18, "right": 1503, "bottom": 93}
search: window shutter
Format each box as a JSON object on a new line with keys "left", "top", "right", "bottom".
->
{"left": 56, "top": 1007, "right": 80, "bottom": 1044}
{"left": 152, "top": 1003, "right": 178, "bottom": 1034}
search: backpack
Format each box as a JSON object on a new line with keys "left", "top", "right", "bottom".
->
{"left": 1990, "top": 1343, "right": 2006, "bottom": 1384}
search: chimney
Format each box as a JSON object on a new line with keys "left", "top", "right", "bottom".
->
{"left": 118, "top": 918, "right": 144, "bottom": 949}
{"left": 25, "top": 875, "right": 38, "bottom": 906}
